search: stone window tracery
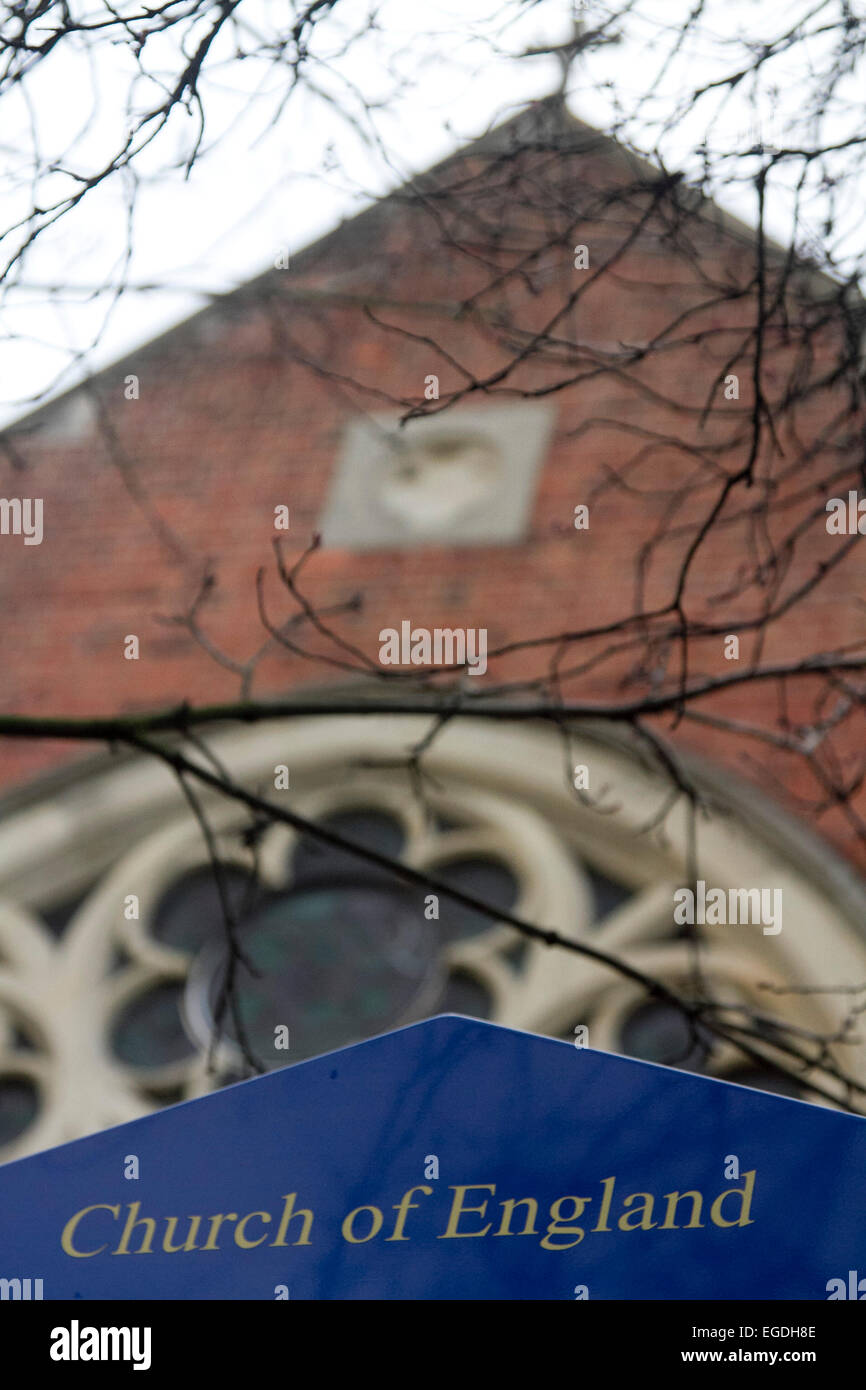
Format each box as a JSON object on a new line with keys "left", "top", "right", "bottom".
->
{"left": 1, "top": 714, "right": 864, "bottom": 1161}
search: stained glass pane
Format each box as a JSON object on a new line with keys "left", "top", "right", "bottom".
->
{"left": 292, "top": 810, "right": 405, "bottom": 884}
{"left": 111, "top": 981, "right": 196, "bottom": 1067}
{"left": 434, "top": 857, "right": 518, "bottom": 942}
{"left": 191, "top": 882, "right": 437, "bottom": 1064}
{"left": 619, "top": 1000, "right": 712, "bottom": 1070}
{"left": 152, "top": 865, "right": 256, "bottom": 955}
{"left": 726, "top": 1065, "right": 801, "bottom": 1099}
{"left": 438, "top": 972, "right": 492, "bottom": 1018}
{"left": 0, "top": 1076, "right": 38, "bottom": 1146}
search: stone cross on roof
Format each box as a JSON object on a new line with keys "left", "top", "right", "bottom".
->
{"left": 517, "top": 16, "right": 623, "bottom": 96}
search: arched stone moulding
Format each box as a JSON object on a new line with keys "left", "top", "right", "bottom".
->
{"left": 0, "top": 714, "right": 863, "bottom": 1161}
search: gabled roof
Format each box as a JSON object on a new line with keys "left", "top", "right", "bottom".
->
{"left": 3, "top": 95, "right": 848, "bottom": 442}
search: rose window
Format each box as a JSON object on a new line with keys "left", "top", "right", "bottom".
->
{"left": 0, "top": 714, "right": 864, "bottom": 1161}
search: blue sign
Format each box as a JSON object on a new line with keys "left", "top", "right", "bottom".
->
{"left": 2, "top": 1015, "right": 866, "bottom": 1300}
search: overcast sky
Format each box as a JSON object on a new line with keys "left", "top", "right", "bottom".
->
{"left": 0, "top": 0, "right": 858, "bottom": 427}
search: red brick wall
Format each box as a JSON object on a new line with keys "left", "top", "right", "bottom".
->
{"left": 3, "top": 115, "right": 863, "bottom": 859}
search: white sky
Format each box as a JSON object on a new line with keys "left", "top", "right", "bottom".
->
{"left": 0, "top": 0, "right": 861, "bottom": 427}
